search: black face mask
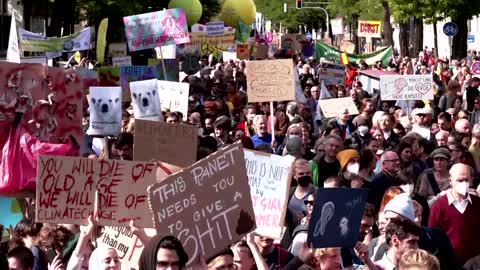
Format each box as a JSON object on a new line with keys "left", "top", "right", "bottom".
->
{"left": 297, "top": 176, "right": 312, "bottom": 187}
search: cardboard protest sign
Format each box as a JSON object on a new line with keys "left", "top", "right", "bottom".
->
{"left": 134, "top": 119, "right": 197, "bottom": 167}
{"left": 245, "top": 59, "right": 295, "bottom": 103}
{"left": 157, "top": 80, "right": 189, "bottom": 120}
{"left": 187, "top": 31, "right": 235, "bottom": 52}
{"left": 98, "top": 226, "right": 156, "bottom": 269}
{"left": 318, "top": 62, "right": 346, "bottom": 86}
{"left": 121, "top": 66, "right": 159, "bottom": 102}
{"left": 130, "top": 79, "right": 162, "bottom": 121}
{"left": 319, "top": 97, "right": 359, "bottom": 118}
{"left": 206, "top": 21, "right": 225, "bottom": 36}
{"left": 36, "top": 156, "right": 157, "bottom": 227}
{"left": 253, "top": 44, "right": 269, "bottom": 60}
{"left": 148, "top": 144, "right": 256, "bottom": 267}
{"left": 244, "top": 150, "right": 294, "bottom": 239}
{"left": 109, "top": 43, "right": 128, "bottom": 57}
{"left": 281, "top": 34, "right": 303, "bottom": 51}
{"left": 112, "top": 56, "right": 132, "bottom": 67}
{"left": 87, "top": 87, "right": 122, "bottom": 136}
{"left": 380, "top": 75, "right": 434, "bottom": 101}
{"left": 357, "top": 21, "right": 382, "bottom": 38}
{"left": 308, "top": 188, "right": 368, "bottom": 248}
{"left": 123, "top": 8, "right": 190, "bottom": 52}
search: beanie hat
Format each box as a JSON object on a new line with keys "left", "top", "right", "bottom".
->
{"left": 336, "top": 149, "right": 360, "bottom": 170}
{"left": 384, "top": 193, "right": 415, "bottom": 222}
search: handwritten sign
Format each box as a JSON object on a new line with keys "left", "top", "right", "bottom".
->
{"left": 148, "top": 144, "right": 256, "bottom": 267}
{"left": 206, "top": 21, "right": 225, "bottom": 36}
{"left": 380, "top": 75, "right": 434, "bottom": 101}
{"left": 318, "top": 62, "right": 346, "bottom": 86}
{"left": 134, "top": 119, "right": 198, "bottom": 167}
{"left": 308, "top": 188, "right": 368, "bottom": 248}
{"left": 123, "top": 8, "right": 190, "bottom": 52}
{"left": 244, "top": 150, "right": 294, "bottom": 239}
{"left": 318, "top": 97, "right": 359, "bottom": 118}
{"left": 36, "top": 156, "right": 157, "bottom": 227}
{"left": 157, "top": 80, "right": 189, "bottom": 121}
{"left": 112, "top": 56, "right": 132, "bottom": 67}
{"left": 98, "top": 226, "right": 156, "bottom": 269}
{"left": 245, "top": 59, "right": 295, "bottom": 103}
{"left": 186, "top": 31, "right": 235, "bottom": 52}
{"left": 357, "top": 21, "right": 382, "bottom": 38}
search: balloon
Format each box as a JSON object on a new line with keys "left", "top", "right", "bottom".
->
{"left": 168, "top": 0, "right": 202, "bottom": 26}
{"left": 220, "top": 0, "right": 256, "bottom": 27}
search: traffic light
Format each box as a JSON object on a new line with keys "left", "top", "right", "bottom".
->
{"left": 296, "top": 0, "right": 302, "bottom": 9}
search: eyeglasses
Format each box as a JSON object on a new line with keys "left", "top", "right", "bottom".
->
{"left": 304, "top": 200, "right": 314, "bottom": 206}
{"left": 383, "top": 159, "right": 400, "bottom": 163}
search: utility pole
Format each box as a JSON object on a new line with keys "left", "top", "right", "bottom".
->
{"left": 294, "top": 1, "right": 331, "bottom": 44}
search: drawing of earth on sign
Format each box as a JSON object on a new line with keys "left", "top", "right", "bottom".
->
{"left": 394, "top": 78, "right": 408, "bottom": 93}
{"left": 249, "top": 62, "right": 291, "bottom": 98}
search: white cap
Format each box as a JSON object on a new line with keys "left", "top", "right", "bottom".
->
{"left": 384, "top": 193, "right": 415, "bottom": 222}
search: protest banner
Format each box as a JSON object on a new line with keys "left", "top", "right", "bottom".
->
{"left": 245, "top": 59, "right": 295, "bottom": 103}
{"left": 318, "top": 97, "right": 359, "bottom": 118}
{"left": 308, "top": 188, "right": 368, "bottom": 248}
{"left": 36, "top": 156, "right": 157, "bottom": 227}
{"left": 87, "top": 87, "right": 122, "bottom": 136}
{"left": 112, "top": 56, "right": 132, "bottom": 67}
{"left": 206, "top": 21, "right": 225, "bottom": 36}
{"left": 237, "top": 44, "right": 249, "bottom": 60}
{"left": 318, "top": 62, "right": 346, "bottom": 86}
{"left": 357, "top": 21, "right": 382, "bottom": 38}
{"left": 98, "top": 226, "right": 156, "bottom": 269}
{"left": 121, "top": 66, "right": 159, "bottom": 102}
{"left": 123, "top": 8, "right": 190, "bottom": 52}
{"left": 157, "top": 80, "right": 189, "bottom": 120}
{"left": 19, "top": 27, "right": 92, "bottom": 52}
{"left": 109, "top": 43, "right": 128, "bottom": 57}
{"left": 244, "top": 150, "right": 294, "bottom": 239}
{"left": 187, "top": 31, "right": 235, "bottom": 52}
{"left": 380, "top": 75, "right": 434, "bottom": 101}
{"left": 148, "top": 144, "right": 256, "bottom": 267}
{"left": 7, "top": 10, "right": 20, "bottom": 63}
{"left": 134, "top": 119, "right": 197, "bottom": 167}
{"left": 20, "top": 57, "right": 47, "bottom": 64}
{"left": 316, "top": 42, "right": 393, "bottom": 66}
{"left": 130, "top": 79, "right": 162, "bottom": 121}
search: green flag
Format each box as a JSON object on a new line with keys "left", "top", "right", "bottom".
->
{"left": 315, "top": 42, "right": 393, "bottom": 66}
{"left": 235, "top": 18, "right": 251, "bottom": 43}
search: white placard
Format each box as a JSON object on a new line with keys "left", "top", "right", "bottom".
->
{"left": 207, "top": 21, "right": 225, "bottom": 36}
{"left": 112, "top": 56, "right": 132, "bottom": 67}
{"left": 87, "top": 87, "right": 122, "bottom": 136}
{"left": 130, "top": 79, "right": 163, "bottom": 121}
{"left": 157, "top": 80, "right": 189, "bottom": 121}
{"left": 380, "top": 75, "right": 434, "bottom": 100}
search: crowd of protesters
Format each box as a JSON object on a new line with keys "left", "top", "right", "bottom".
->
{"left": 1, "top": 45, "right": 480, "bottom": 270}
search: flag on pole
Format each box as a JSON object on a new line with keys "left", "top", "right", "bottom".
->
{"left": 96, "top": 18, "right": 108, "bottom": 64}
{"left": 7, "top": 10, "right": 20, "bottom": 63}
{"left": 236, "top": 18, "right": 251, "bottom": 43}
{"left": 339, "top": 52, "right": 349, "bottom": 65}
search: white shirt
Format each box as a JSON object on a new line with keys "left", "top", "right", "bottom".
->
{"left": 375, "top": 253, "right": 396, "bottom": 270}
{"left": 447, "top": 190, "right": 472, "bottom": 214}
{"left": 383, "top": 130, "right": 391, "bottom": 140}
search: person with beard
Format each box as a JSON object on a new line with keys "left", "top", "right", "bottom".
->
{"left": 378, "top": 113, "right": 400, "bottom": 150}
{"left": 353, "top": 98, "right": 376, "bottom": 129}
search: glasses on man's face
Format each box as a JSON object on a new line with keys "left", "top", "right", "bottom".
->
{"left": 304, "top": 200, "right": 314, "bottom": 206}
{"left": 384, "top": 159, "right": 400, "bottom": 163}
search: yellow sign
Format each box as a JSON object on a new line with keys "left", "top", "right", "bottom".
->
{"left": 187, "top": 31, "right": 235, "bottom": 51}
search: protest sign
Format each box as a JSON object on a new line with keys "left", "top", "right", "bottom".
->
{"left": 98, "top": 226, "right": 156, "bottom": 269}
{"left": 244, "top": 150, "right": 294, "bottom": 239}
{"left": 223, "top": 51, "right": 237, "bottom": 62}
{"left": 318, "top": 62, "right": 346, "bottom": 86}
{"left": 109, "top": 43, "right": 128, "bottom": 57}
{"left": 245, "top": 59, "right": 295, "bottom": 103}
{"left": 281, "top": 34, "right": 304, "bottom": 51}
{"left": 331, "top": 19, "right": 344, "bottom": 35}
{"left": 130, "top": 79, "right": 162, "bottom": 121}
{"left": 253, "top": 44, "right": 269, "bottom": 60}
{"left": 134, "top": 119, "right": 197, "bottom": 167}
{"left": 340, "top": 40, "right": 355, "bottom": 54}
{"left": 357, "top": 21, "right": 382, "bottom": 38}
{"left": 157, "top": 80, "right": 189, "bottom": 120}
{"left": 148, "top": 144, "right": 256, "bottom": 267}
{"left": 207, "top": 21, "right": 225, "bottom": 36}
{"left": 319, "top": 97, "right": 359, "bottom": 118}
{"left": 155, "top": 45, "right": 176, "bottom": 59}
{"left": 308, "top": 188, "right": 368, "bottom": 248}
{"left": 36, "top": 156, "right": 157, "bottom": 227}
{"left": 123, "top": 8, "right": 190, "bottom": 52}
{"left": 87, "top": 87, "right": 122, "bottom": 136}
{"left": 7, "top": 10, "right": 20, "bottom": 63}
{"left": 187, "top": 31, "right": 235, "bottom": 52}
{"left": 121, "top": 66, "right": 160, "bottom": 102}
{"left": 19, "top": 27, "right": 92, "bottom": 52}
{"left": 112, "top": 56, "right": 132, "bottom": 67}
{"left": 237, "top": 44, "right": 249, "bottom": 60}
{"left": 380, "top": 75, "right": 434, "bottom": 101}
